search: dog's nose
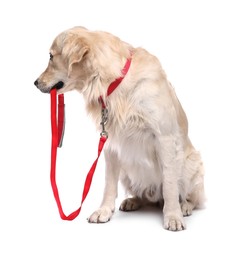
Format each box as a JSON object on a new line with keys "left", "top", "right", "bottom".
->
{"left": 34, "top": 79, "right": 39, "bottom": 86}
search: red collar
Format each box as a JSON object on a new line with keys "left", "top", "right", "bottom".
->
{"left": 99, "top": 57, "right": 132, "bottom": 108}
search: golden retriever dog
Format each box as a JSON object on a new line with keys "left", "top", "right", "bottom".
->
{"left": 34, "top": 26, "right": 205, "bottom": 231}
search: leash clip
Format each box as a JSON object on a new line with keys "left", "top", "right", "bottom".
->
{"left": 100, "top": 107, "right": 108, "bottom": 138}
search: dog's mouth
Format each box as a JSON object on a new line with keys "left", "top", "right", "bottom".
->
{"left": 35, "top": 80, "right": 65, "bottom": 93}
{"left": 51, "top": 81, "right": 64, "bottom": 92}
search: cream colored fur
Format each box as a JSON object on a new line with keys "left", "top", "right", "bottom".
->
{"left": 35, "top": 26, "right": 205, "bottom": 231}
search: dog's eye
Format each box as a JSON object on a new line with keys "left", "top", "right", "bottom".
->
{"left": 49, "top": 53, "right": 53, "bottom": 61}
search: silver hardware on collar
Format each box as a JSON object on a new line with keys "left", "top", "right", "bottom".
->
{"left": 100, "top": 108, "right": 108, "bottom": 138}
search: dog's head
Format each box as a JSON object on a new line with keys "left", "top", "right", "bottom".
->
{"left": 35, "top": 26, "right": 131, "bottom": 98}
{"left": 34, "top": 26, "right": 95, "bottom": 94}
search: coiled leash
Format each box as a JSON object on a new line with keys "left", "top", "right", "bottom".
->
{"left": 49, "top": 57, "right": 131, "bottom": 220}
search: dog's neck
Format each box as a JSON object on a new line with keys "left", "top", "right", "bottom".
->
{"left": 99, "top": 57, "right": 132, "bottom": 109}
{"left": 82, "top": 55, "right": 132, "bottom": 118}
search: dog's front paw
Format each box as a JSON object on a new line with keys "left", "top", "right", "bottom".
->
{"left": 164, "top": 214, "right": 186, "bottom": 231}
{"left": 88, "top": 207, "right": 114, "bottom": 223}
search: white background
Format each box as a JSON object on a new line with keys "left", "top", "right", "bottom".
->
{"left": 1, "top": 0, "right": 246, "bottom": 259}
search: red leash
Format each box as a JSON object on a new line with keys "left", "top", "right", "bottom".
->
{"left": 49, "top": 57, "right": 131, "bottom": 220}
{"left": 50, "top": 89, "right": 107, "bottom": 220}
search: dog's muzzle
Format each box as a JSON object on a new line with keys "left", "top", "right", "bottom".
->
{"left": 34, "top": 80, "right": 64, "bottom": 93}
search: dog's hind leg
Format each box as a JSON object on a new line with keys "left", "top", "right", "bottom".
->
{"left": 180, "top": 199, "right": 195, "bottom": 216}
{"left": 119, "top": 197, "right": 144, "bottom": 211}
{"left": 181, "top": 149, "right": 205, "bottom": 217}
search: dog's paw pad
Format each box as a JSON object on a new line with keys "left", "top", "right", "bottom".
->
{"left": 119, "top": 198, "right": 142, "bottom": 211}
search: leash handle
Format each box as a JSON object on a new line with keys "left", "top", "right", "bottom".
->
{"left": 50, "top": 89, "right": 107, "bottom": 220}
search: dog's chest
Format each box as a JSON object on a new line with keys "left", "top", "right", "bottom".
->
{"left": 107, "top": 130, "right": 163, "bottom": 199}
{"left": 107, "top": 128, "right": 161, "bottom": 172}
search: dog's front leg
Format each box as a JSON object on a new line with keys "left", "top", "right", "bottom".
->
{"left": 159, "top": 135, "right": 186, "bottom": 231}
{"left": 88, "top": 149, "right": 119, "bottom": 223}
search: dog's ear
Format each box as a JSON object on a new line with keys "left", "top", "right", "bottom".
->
{"left": 63, "top": 37, "right": 89, "bottom": 76}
